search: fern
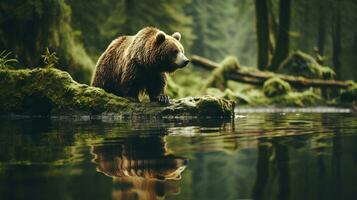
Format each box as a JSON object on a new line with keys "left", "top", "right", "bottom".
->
{"left": 41, "top": 48, "right": 59, "bottom": 67}
{"left": 0, "top": 51, "right": 18, "bottom": 69}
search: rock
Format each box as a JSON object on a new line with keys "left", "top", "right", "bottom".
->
{"left": 161, "top": 96, "right": 234, "bottom": 117}
{"left": 204, "top": 56, "right": 240, "bottom": 90}
{"left": 0, "top": 68, "right": 234, "bottom": 118}
{"left": 278, "top": 51, "right": 336, "bottom": 79}
{"left": 263, "top": 77, "right": 291, "bottom": 97}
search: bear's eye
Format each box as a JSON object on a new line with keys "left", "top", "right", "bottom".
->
{"left": 173, "top": 49, "right": 179, "bottom": 54}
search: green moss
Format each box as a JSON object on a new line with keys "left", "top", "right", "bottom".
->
{"left": 204, "top": 56, "right": 240, "bottom": 90}
{"left": 205, "top": 88, "right": 250, "bottom": 104}
{"left": 340, "top": 82, "right": 357, "bottom": 103}
{"left": 205, "top": 81, "right": 321, "bottom": 107}
{"left": 161, "top": 96, "right": 234, "bottom": 117}
{"left": 0, "top": 68, "right": 130, "bottom": 115}
{"left": 279, "top": 51, "right": 336, "bottom": 79}
{"left": 0, "top": 68, "right": 234, "bottom": 117}
{"left": 263, "top": 77, "right": 292, "bottom": 97}
{"left": 270, "top": 90, "right": 322, "bottom": 107}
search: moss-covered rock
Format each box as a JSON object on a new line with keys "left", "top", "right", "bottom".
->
{"left": 0, "top": 68, "right": 234, "bottom": 118}
{"left": 204, "top": 56, "right": 240, "bottom": 90}
{"left": 161, "top": 96, "right": 234, "bottom": 117}
{"left": 263, "top": 77, "right": 292, "bottom": 97}
{"left": 205, "top": 88, "right": 250, "bottom": 104}
{"left": 340, "top": 82, "right": 357, "bottom": 103}
{"left": 278, "top": 51, "right": 335, "bottom": 79}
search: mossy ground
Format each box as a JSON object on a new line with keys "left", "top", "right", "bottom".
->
{"left": 0, "top": 67, "right": 234, "bottom": 117}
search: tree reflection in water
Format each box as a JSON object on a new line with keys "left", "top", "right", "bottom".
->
{"left": 91, "top": 136, "right": 188, "bottom": 200}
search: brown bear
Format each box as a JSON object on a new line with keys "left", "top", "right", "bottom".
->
{"left": 91, "top": 27, "right": 189, "bottom": 103}
{"left": 91, "top": 136, "right": 188, "bottom": 200}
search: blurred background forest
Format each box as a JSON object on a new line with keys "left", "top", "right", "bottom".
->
{"left": 0, "top": 0, "right": 356, "bottom": 85}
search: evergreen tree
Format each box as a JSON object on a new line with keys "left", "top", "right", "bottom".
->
{"left": 269, "top": 0, "right": 291, "bottom": 71}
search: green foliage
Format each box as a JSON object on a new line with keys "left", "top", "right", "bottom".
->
{"left": 263, "top": 77, "right": 291, "bottom": 97}
{"left": 41, "top": 48, "right": 59, "bottom": 68}
{"left": 0, "top": 51, "right": 18, "bottom": 69}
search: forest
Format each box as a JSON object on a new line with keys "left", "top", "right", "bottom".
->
{"left": 1, "top": 1, "right": 357, "bottom": 200}
{"left": 0, "top": 0, "right": 356, "bottom": 114}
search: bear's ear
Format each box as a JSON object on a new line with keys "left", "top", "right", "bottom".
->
{"left": 172, "top": 32, "right": 181, "bottom": 41}
{"left": 156, "top": 32, "right": 166, "bottom": 44}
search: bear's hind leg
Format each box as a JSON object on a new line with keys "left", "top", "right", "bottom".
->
{"left": 123, "top": 89, "right": 140, "bottom": 102}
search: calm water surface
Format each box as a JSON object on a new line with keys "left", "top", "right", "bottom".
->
{"left": 0, "top": 112, "right": 356, "bottom": 200}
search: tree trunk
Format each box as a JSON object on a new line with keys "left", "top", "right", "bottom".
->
{"left": 332, "top": 11, "right": 342, "bottom": 80}
{"left": 255, "top": 0, "right": 271, "bottom": 70}
{"left": 267, "top": 0, "right": 278, "bottom": 54}
{"left": 317, "top": 5, "right": 328, "bottom": 98}
{"left": 317, "top": 7, "right": 326, "bottom": 58}
{"left": 269, "top": 0, "right": 291, "bottom": 71}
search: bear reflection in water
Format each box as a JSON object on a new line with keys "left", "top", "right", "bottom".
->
{"left": 91, "top": 136, "right": 188, "bottom": 200}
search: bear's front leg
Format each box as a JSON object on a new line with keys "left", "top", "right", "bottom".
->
{"left": 147, "top": 74, "right": 170, "bottom": 104}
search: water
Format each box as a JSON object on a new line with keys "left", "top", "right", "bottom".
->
{"left": 0, "top": 112, "right": 356, "bottom": 200}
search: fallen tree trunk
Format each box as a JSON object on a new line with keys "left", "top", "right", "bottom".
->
{"left": 190, "top": 55, "right": 351, "bottom": 89}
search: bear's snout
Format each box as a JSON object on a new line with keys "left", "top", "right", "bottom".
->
{"left": 176, "top": 52, "right": 190, "bottom": 68}
{"left": 182, "top": 58, "right": 190, "bottom": 67}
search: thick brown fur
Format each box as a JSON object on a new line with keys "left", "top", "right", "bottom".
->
{"left": 91, "top": 27, "right": 188, "bottom": 102}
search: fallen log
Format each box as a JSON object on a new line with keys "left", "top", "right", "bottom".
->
{"left": 190, "top": 55, "right": 351, "bottom": 89}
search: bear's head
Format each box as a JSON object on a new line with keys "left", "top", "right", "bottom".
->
{"left": 154, "top": 31, "right": 189, "bottom": 72}
{"left": 136, "top": 27, "right": 189, "bottom": 72}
